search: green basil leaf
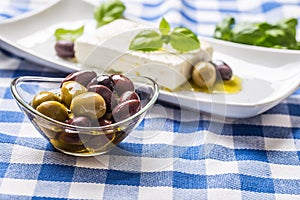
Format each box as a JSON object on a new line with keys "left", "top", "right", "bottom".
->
{"left": 54, "top": 26, "right": 84, "bottom": 41}
{"left": 296, "top": 42, "right": 300, "bottom": 50}
{"left": 214, "top": 16, "right": 300, "bottom": 50}
{"left": 169, "top": 27, "right": 200, "bottom": 52}
{"left": 213, "top": 16, "right": 235, "bottom": 40}
{"left": 276, "top": 18, "right": 298, "bottom": 30}
{"left": 263, "top": 28, "right": 297, "bottom": 48}
{"left": 159, "top": 18, "right": 171, "bottom": 35}
{"left": 129, "top": 30, "right": 163, "bottom": 51}
{"left": 230, "top": 22, "right": 267, "bottom": 45}
{"left": 94, "top": 0, "right": 126, "bottom": 28}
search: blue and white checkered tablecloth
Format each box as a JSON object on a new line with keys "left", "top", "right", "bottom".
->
{"left": 1, "top": 0, "right": 300, "bottom": 199}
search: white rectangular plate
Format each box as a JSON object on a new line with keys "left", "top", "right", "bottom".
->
{"left": 0, "top": 0, "right": 95, "bottom": 72}
{"left": 1, "top": 0, "right": 300, "bottom": 118}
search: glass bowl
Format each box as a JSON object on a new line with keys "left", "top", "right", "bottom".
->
{"left": 10, "top": 75, "right": 159, "bottom": 156}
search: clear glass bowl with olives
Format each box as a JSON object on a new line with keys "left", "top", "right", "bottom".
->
{"left": 10, "top": 71, "right": 159, "bottom": 156}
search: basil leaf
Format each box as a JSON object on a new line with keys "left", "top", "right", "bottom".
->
{"left": 230, "top": 22, "right": 269, "bottom": 45}
{"left": 213, "top": 16, "right": 235, "bottom": 40}
{"left": 129, "top": 18, "right": 200, "bottom": 52}
{"left": 214, "top": 16, "right": 300, "bottom": 50}
{"left": 94, "top": 0, "right": 126, "bottom": 28}
{"left": 54, "top": 26, "right": 84, "bottom": 41}
{"left": 276, "top": 18, "right": 297, "bottom": 31}
{"left": 169, "top": 27, "right": 200, "bottom": 52}
{"left": 129, "top": 30, "right": 163, "bottom": 51}
{"left": 263, "top": 28, "right": 297, "bottom": 48}
{"left": 159, "top": 18, "right": 171, "bottom": 35}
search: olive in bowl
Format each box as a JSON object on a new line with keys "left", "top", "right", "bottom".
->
{"left": 10, "top": 72, "right": 159, "bottom": 156}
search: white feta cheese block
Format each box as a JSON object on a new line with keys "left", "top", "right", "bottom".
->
{"left": 74, "top": 19, "right": 212, "bottom": 90}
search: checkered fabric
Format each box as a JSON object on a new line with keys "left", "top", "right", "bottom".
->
{"left": 1, "top": 0, "right": 300, "bottom": 199}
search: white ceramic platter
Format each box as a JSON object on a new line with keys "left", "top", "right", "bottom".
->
{"left": 0, "top": 0, "right": 95, "bottom": 72}
{"left": 1, "top": 0, "right": 300, "bottom": 118}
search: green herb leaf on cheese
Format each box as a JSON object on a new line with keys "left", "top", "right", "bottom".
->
{"left": 129, "top": 30, "right": 163, "bottom": 51}
{"left": 54, "top": 26, "right": 84, "bottom": 41}
{"left": 130, "top": 18, "right": 200, "bottom": 52}
{"left": 159, "top": 17, "right": 171, "bottom": 35}
{"left": 94, "top": 0, "right": 126, "bottom": 28}
{"left": 170, "top": 27, "right": 200, "bottom": 52}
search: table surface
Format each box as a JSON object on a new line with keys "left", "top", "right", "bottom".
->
{"left": 1, "top": 0, "right": 300, "bottom": 199}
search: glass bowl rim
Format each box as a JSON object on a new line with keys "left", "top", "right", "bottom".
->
{"left": 10, "top": 75, "right": 159, "bottom": 131}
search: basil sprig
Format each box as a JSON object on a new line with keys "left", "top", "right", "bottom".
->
{"left": 94, "top": 0, "right": 126, "bottom": 28}
{"left": 214, "top": 16, "right": 300, "bottom": 50}
{"left": 54, "top": 26, "right": 84, "bottom": 41}
{"left": 54, "top": 0, "right": 125, "bottom": 40}
{"left": 129, "top": 18, "right": 200, "bottom": 52}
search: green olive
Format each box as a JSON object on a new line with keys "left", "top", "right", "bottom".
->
{"left": 70, "top": 92, "right": 106, "bottom": 119}
{"left": 31, "top": 91, "right": 61, "bottom": 108}
{"left": 36, "top": 101, "right": 69, "bottom": 122}
{"left": 61, "top": 81, "right": 87, "bottom": 107}
{"left": 192, "top": 61, "right": 216, "bottom": 88}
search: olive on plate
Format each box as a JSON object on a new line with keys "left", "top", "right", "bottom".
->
{"left": 55, "top": 40, "right": 75, "bottom": 58}
{"left": 192, "top": 61, "right": 217, "bottom": 88}
{"left": 210, "top": 60, "right": 233, "bottom": 81}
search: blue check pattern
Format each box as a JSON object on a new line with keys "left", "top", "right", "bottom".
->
{"left": 1, "top": 0, "right": 300, "bottom": 199}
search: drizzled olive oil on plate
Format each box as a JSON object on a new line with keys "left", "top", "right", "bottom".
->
{"left": 175, "top": 75, "right": 242, "bottom": 94}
